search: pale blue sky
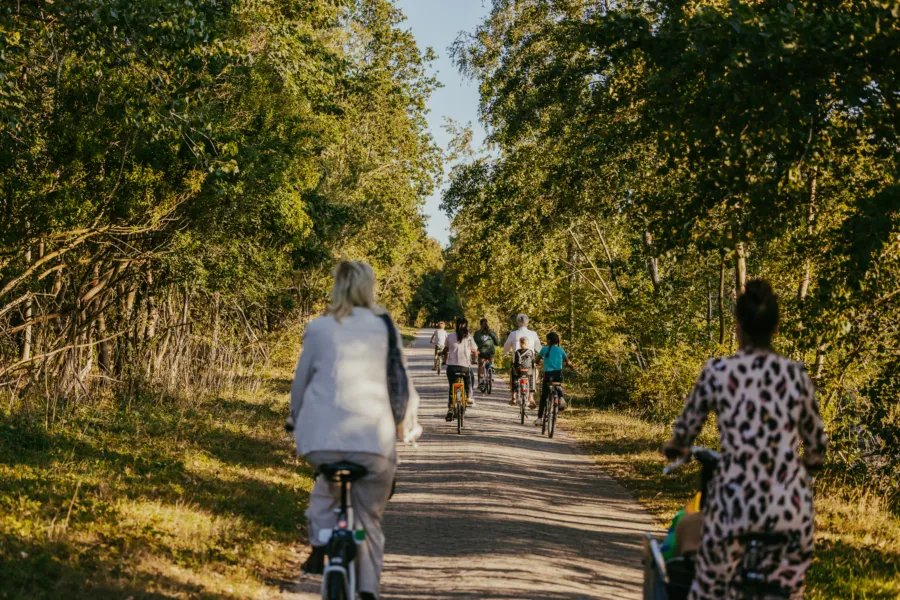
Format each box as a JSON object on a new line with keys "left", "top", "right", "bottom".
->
{"left": 396, "top": 0, "right": 490, "bottom": 246}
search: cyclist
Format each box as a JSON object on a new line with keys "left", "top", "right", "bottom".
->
{"left": 430, "top": 321, "right": 448, "bottom": 371}
{"left": 511, "top": 336, "right": 536, "bottom": 408}
{"left": 285, "top": 261, "right": 422, "bottom": 600}
{"left": 535, "top": 331, "right": 577, "bottom": 426}
{"left": 443, "top": 317, "right": 478, "bottom": 421}
{"left": 662, "top": 280, "right": 828, "bottom": 600}
{"left": 473, "top": 318, "right": 499, "bottom": 389}
{"left": 502, "top": 313, "right": 542, "bottom": 406}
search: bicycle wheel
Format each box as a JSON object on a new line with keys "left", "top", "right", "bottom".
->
{"left": 457, "top": 403, "right": 464, "bottom": 434}
{"left": 548, "top": 400, "right": 557, "bottom": 438}
{"left": 519, "top": 389, "right": 525, "bottom": 424}
{"left": 541, "top": 406, "right": 548, "bottom": 435}
{"left": 486, "top": 370, "right": 492, "bottom": 394}
{"left": 325, "top": 571, "right": 347, "bottom": 600}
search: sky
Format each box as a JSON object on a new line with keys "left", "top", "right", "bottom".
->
{"left": 395, "top": 0, "right": 490, "bottom": 247}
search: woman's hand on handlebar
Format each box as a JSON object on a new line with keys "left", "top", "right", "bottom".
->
{"left": 661, "top": 439, "right": 689, "bottom": 461}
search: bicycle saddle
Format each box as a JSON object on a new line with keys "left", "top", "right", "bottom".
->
{"left": 738, "top": 531, "right": 789, "bottom": 546}
{"left": 318, "top": 461, "right": 369, "bottom": 482}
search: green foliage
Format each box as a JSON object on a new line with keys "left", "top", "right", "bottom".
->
{"left": 0, "top": 0, "right": 442, "bottom": 406}
{"left": 445, "top": 0, "right": 900, "bottom": 513}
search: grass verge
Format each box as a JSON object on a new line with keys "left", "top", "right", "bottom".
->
{"left": 564, "top": 406, "right": 900, "bottom": 600}
{"left": 400, "top": 326, "right": 418, "bottom": 347}
{"left": 0, "top": 374, "right": 311, "bottom": 600}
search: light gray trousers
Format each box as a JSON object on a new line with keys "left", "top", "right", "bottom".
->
{"left": 305, "top": 451, "right": 396, "bottom": 598}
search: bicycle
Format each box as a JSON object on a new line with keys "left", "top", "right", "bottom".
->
{"left": 541, "top": 380, "right": 563, "bottom": 438}
{"left": 515, "top": 368, "right": 529, "bottom": 425}
{"left": 451, "top": 373, "right": 468, "bottom": 434}
{"left": 316, "top": 461, "right": 368, "bottom": 600}
{"left": 644, "top": 446, "right": 792, "bottom": 600}
{"left": 433, "top": 345, "right": 445, "bottom": 375}
{"left": 478, "top": 359, "right": 494, "bottom": 395}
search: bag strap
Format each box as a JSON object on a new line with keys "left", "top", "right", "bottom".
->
{"left": 379, "top": 313, "right": 397, "bottom": 351}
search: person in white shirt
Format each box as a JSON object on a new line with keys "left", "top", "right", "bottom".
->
{"left": 502, "top": 314, "right": 542, "bottom": 405}
{"left": 442, "top": 317, "right": 478, "bottom": 421}
{"left": 429, "top": 321, "right": 448, "bottom": 372}
{"left": 286, "top": 261, "right": 421, "bottom": 600}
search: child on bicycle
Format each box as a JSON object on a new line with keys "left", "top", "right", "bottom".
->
{"left": 510, "top": 336, "right": 536, "bottom": 408}
{"left": 430, "top": 322, "right": 448, "bottom": 371}
{"left": 535, "top": 331, "right": 577, "bottom": 426}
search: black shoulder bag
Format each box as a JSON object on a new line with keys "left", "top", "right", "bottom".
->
{"left": 378, "top": 313, "right": 410, "bottom": 425}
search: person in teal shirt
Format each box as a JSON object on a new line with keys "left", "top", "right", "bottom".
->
{"left": 535, "top": 331, "right": 577, "bottom": 426}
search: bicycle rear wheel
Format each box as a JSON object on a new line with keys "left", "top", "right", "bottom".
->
{"left": 519, "top": 390, "right": 525, "bottom": 424}
{"left": 548, "top": 401, "right": 557, "bottom": 438}
{"left": 325, "top": 571, "right": 347, "bottom": 600}
{"left": 457, "top": 403, "right": 464, "bottom": 433}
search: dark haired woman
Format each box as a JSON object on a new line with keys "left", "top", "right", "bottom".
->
{"left": 443, "top": 317, "right": 478, "bottom": 422}
{"left": 662, "top": 279, "right": 828, "bottom": 600}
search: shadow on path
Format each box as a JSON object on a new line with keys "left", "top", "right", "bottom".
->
{"left": 376, "top": 329, "right": 657, "bottom": 600}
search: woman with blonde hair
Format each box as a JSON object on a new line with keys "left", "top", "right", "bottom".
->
{"left": 286, "top": 260, "right": 421, "bottom": 600}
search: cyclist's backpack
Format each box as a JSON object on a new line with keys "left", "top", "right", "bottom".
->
{"left": 379, "top": 313, "right": 410, "bottom": 425}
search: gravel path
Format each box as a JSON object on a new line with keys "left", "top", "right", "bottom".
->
{"left": 286, "top": 329, "right": 656, "bottom": 599}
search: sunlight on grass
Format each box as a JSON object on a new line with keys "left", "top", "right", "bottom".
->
{"left": 0, "top": 371, "right": 312, "bottom": 599}
{"left": 565, "top": 407, "right": 900, "bottom": 600}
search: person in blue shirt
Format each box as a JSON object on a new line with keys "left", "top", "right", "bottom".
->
{"left": 535, "top": 331, "right": 577, "bottom": 426}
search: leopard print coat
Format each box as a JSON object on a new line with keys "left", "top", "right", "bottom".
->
{"left": 672, "top": 350, "right": 828, "bottom": 598}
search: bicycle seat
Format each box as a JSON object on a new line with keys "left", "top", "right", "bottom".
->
{"left": 318, "top": 461, "right": 369, "bottom": 482}
{"left": 550, "top": 381, "right": 562, "bottom": 386}
{"left": 739, "top": 531, "right": 789, "bottom": 546}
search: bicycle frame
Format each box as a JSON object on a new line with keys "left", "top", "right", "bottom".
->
{"left": 453, "top": 382, "right": 467, "bottom": 409}
{"left": 542, "top": 382, "right": 562, "bottom": 438}
{"left": 479, "top": 359, "right": 494, "bottom": 394}
{"left": 452, "top": 375, "right": 467, "bottom": 433}
{"left": 517, "top": 369, "right": 529, "bottom": 424}
{"left": 319, "top": 473, "right": 365, "bottom": 600}
{"left": 434, "top": 345, "right": 445, "bottom": 374}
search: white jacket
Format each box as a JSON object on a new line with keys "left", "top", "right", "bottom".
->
{"left": 290, "top": 307, "right": 421, "bottom": 458}
{"left": 502, "top": 327, "right": 542, "bottom": 355}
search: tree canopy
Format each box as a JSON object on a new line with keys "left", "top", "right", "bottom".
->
{"left": 0, "top": 0, "right": 443, "bottom": 402}
{"left": 443, "top": 0, "right": 900, "bottom": 492}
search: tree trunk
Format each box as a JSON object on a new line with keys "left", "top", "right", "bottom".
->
{"left": 797, "top": 167, "right": 819, "bottom": 302}
{"left": 144, "top": 265, "right": 157, "bottom": 342}
{"left": 813, "top": 347, "right": 826, "bottom": 379}
{"left": 568, "top": 243, "right": 575, "bottom": 342}
{"left": 568, "top": 228, "right": 614, "bottom": 303}
{"left": 718, "top": 248, "right": 727, "bottom": 345}
{"left": 21, "top": 246, "right": 33, "bottom": 362}
{"left": 593, "top": 222, "right": 621, "bottom": 291}
{"left": 93, "top": 266, "right": 111, "bottom": 375}
{"left": 733, "top": 226, "right": 747, "bottom": 296}
{"left": 644, "top": 231, "right": 661, "bottom": 293}
{"left": 706, "top": 276, "right": 713, "bottom": 341}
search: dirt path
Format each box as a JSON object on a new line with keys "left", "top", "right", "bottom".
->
{"left": 288, "top": 329, "right": 656, "bottom": 599}
{"left": 377, "top": 330, "right": 656, "bottom": 599}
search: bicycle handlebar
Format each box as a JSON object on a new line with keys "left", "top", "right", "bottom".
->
{"left": 663, "top": 446, "right": 720, "bottom": 474}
